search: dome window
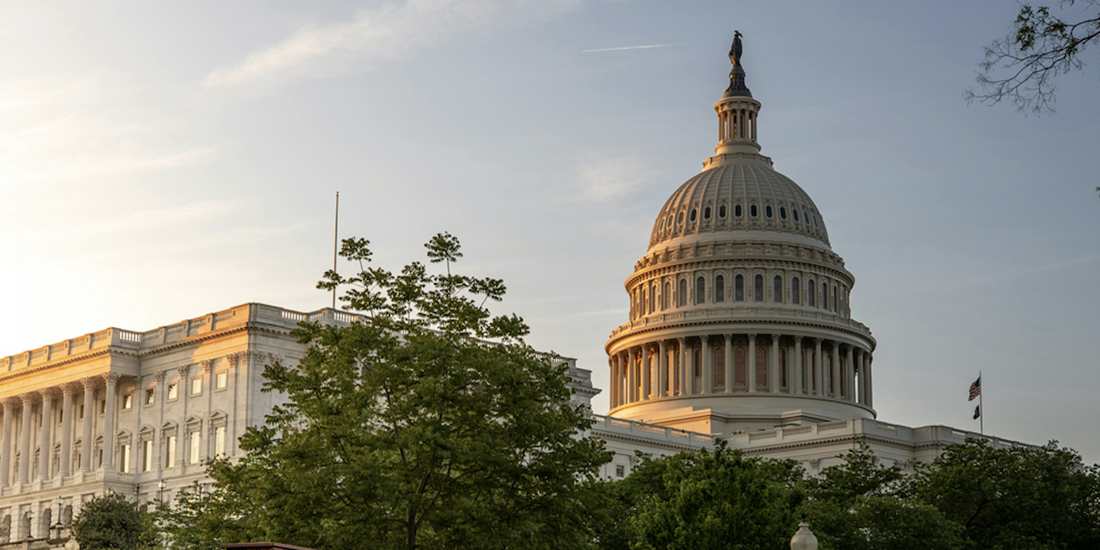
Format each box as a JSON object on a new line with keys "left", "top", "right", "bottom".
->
{"left": 719, "top": 205, "right": 727, "bottom": 218}
{"left": 667, "top": 215, "right": 673, "bottom": 228}
{"left": 780, "top": 207, "right": 787, "bottom": 219}
{"left": 704, "top": 206, "right": 711, "bottom": 220}
{"left": 750, "top": 205, "right": 758, "bottom": 217}
{"left": 676, "top": 212, "right": 683, "bottom": 225}
{"left": 812, "top": 215, "right": 818, "bottom": 227}
{"left": 735, "top": 275, "right": 744, "bottom": 301}
{"left": 765, "top": 206, "right": 773, "bottom": 218}
{"left": 690, "top": 209, "right": 697, "bottom": 222}
{"left": 793, "top": 209, "right": 800, "bottom": 222}
{"left": 735, "top": 204, "right": 742, "bottom": 217}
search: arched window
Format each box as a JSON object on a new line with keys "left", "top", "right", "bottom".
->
{"left": 715, "top": 275, "right": 725, "bottom": 302}
{"left": 779, "top": 347, "right": 788, "bottom": 389}
{"left": 676, "top": 212, "right": 683, "bottom": 225}
{"left": 693, "top": 348, "right": 702, "bottom": 393}
{"left": 735, "top": 275, "right": 744, "bottom": 301}
{"left": 641, "top": 287, "right": 647, "bottom": 315}
{"left": 704, "top": 206, "right": 711, "bottom": 219}
{"left": 832, "top": 286, "right": 837, "bottom": 312}
{"left": 756, "top": 346, "right": 768, "bottom": 389}
{"left": 734, "top": 346, "right": 747, "bottom": 387}
{"left": 678, "top": 279, "right": 687, "bottom": 307}
{"left": 773, "top": 276, "right": 782, "bottom": 303}
{"left": 735, "top": 204, "right": 742, "bottom": 217}
{"left": 713, "top": 346, "right": 726, "bottom": 390}
{"left": 719, "top": 205, "right": 727, "bottom": 218}
{"left": 750, "top": 204, "right": 758, "bottom": 217}
{"left": 695, "top": 277, "right": 706, "bottom": 304}
{"left": 690, "top": 209, "right": 697, "bottom": 222}
{"left": 754, "top": 274, "right": 764, "bottom": 302}
{"left": 808, "top": 279, "right": 815, "bottom": 307}
{"left": 765, "top": 205, "right": 773, "bottom": 218}
{"left": 649, "top": 282, "right": 656, "bottom": 313}
{"left": 822, "top": 282, "right": 828, "bottom": 309}
{"left": 793, "top": 209, "right": 800, "bottom": 222}
{"left": 780, "top": 207, "right": 787, "bottom": 219}
{"left": 792, "top": 277, "right": 800, "bottom": 304}
{"left": 663, "top": 282, "right": 670, "bottom": 309}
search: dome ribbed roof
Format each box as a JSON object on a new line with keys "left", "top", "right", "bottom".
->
{"left": 647, "top": 161, "right": 830, "bottom": 252}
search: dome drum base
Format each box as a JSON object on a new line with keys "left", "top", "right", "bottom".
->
{"left": 610, "top": 394, "right": 874, "bottom": 437}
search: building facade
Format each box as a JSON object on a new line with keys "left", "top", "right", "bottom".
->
{"left": 0, "top": 35, "right": 1034, "bottom": 546}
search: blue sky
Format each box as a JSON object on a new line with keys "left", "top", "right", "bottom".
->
{"left": 2, "top": 1, "right": 1099, "bottom": 461}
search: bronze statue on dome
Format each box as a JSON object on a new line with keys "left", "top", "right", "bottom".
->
{"left": 730, "top": 30, "right": 743, "bottom": 67}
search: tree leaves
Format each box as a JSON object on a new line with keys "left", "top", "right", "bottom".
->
{"left": 157, "top": 234, "right": 610, "bottom": 550}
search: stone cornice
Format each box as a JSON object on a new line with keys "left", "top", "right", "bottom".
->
{"left": 606, "top": 314, "right": 875, "bottom": 353}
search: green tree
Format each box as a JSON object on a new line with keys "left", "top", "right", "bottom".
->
{"left": 967, "top": 1, "right": 1100, "bottom": 114}
{"left": 906, "top": 438, "right": 1100, "bottom": 550}
{"left": 800, "top": 444, "right": 963, "bottom": 550}
{"left": 595, "top": 441, "right": 804, "bottom": 550}
{"left": 72, "top": 492, "right": 157, "bottom": 550}
{"left": 157, "top": 233, "right": 610, "bottom": 550}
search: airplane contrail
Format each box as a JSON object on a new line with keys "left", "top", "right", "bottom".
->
{"left": 580, "top": 43, "right": 681, "bottom": 53}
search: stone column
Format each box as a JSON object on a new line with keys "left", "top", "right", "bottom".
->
{"left": 59, "top": 384, "right": 74, "bottom": 478}
{"left": 81, "top": 379, "right": 95, "bottom": 472}
{"left": 101, "top": 373, "right": 119, "bottom": 470}
{"left": 607, "top": 358, "right": 616, "bottom": 409}
{"left": 770, "top": 335, "right": 781, "bottom": 393}
{"left": 38, "top": 389, "right": 54, "bottom": 481}
{"left": 18, "top": 394, "right": 32, "bottom": 483}
{"left": 866, "top": 354, "right": 874, "bottom": 408}
{"left": 625, "top": 351, "right": 635, "bottom": 404}
{"left": 701, "top": 337, "right": 711, "bottom": 395}
{"left": 831, "top": 343, "right": 841, "bottom": 398}
{"left": 0, "top": 398, "right": 11, "bottom": 487}
{"left": 813, "top": 338, "right": 823, "bottom": 397}
{"left": 845, "top": 346, "right": 855, "bottom": 402}
{"left": 641, "top": 346, "right": 651, "bottom": 401}
{"left": 792, "top": 336, "right": 803, "bottom": 395}
{"left": 678, "top": 338, "right": 687, "bottom": 396}
{"left": 857, "top": 350, "right": 867, "bottom": 405}
{"left": 658, "top": 341, "right": 668, "bottom": 399}
{"left": 747, "top": 334, "right": 757, "bottom": 393}
{"left": 724, "top": 335, "right": 733, "bottom": 394}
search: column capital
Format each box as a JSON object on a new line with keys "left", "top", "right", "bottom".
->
{"left": 724, "top": 333, "right": 732, "bottom": 342}
{"left": 771, "top": 334, "right": 781, "bottom": 341}
{"left": 793, "top": 335, "right": 803, "bottom": 343}
{"left": 79, "top": 376, "right": 99, "bottom": 389}
{"left": 177, "top": 365, "right": 190, "bottom": 377}
{"left": 155, "top": 370, "right": 168, "bottom": 383}
{"left": 201, "top": 359, "right": 215, "bottom": 374}
{"left": 60, "top": 382, "right": 78, "bottom": 396}
{"left": 102, "top": 371, "right": 122, "bottom": 385}
{"left": 19, "top": 392, "right": 38, "bottom": 405}
{"left": 747, "top": 333, "right": 756, "bottom": 341}
{"left": 38, "top": 387, "right": 59, "bottom": 400}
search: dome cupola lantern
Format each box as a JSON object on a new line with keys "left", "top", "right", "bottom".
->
{"left": 605, "top": 33, "right": 878, "bottom": 436}
{"left": 708, "top": 31, "right": 764, "bottom": 167}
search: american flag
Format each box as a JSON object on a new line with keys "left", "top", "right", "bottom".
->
{"left": 968, "top": 376, "right": 981, "bottom": 401}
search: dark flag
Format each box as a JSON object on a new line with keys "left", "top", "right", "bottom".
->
{"left": 968, "top": 376, "right": 981, "bottom": 401}
{"left": 973, "top": 405, "right": 981, "bottom": 419}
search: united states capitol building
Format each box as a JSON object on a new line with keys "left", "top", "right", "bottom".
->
{"left": 0, "top": 39, "right": 1028, "bottom": 543}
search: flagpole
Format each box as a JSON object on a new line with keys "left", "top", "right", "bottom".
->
{"left": 979, "top": 370, "right": 984, "bottom": 435}
{"left": 332, "top": 191, "right": 339, "bottom": 309}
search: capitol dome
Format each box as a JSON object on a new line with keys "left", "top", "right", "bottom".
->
{"left": 605, "top": 35, "right": 877, "bottom": 435}
{"left": 648, "top": 162, "right": 831, "bottom": 253}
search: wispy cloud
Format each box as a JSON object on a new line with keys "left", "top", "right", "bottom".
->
{"left": 204, "top": 0, "right": 581, "bottom": 90}
{"left": 569, "top": 156, "right": 655, "bottom": 202}
{"left": 580, "top": 43, "right": 681, "bottom": 53}
{"left": 0, "top": 75, "right": 216, "bottom": 187}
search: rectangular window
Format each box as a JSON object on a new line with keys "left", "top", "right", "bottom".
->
{"left": 615, "top": 465, "right": 625, "bottom": 478}
{"left": 189, "top": 431, "right": 201, "bottom": 464}
{"left": 122, "top": 394, "right": 133, "bottom": 410}
{"left": 79, "top": 403, "right": 84, "bottom": 420}
{"left": 167, "top": 383, "right": 178, "bottom": 401}
{"left": 216, "top": 371, "right": 228, "bottom": 390}
{"left": 120, "top": 444, "right": 130, "bottom": 473}
{"left": 165, "top": 435, "right": 177, "bottom": 468}
{"left": 191, "top": 376, "right": 203, "bottom": 396}
{"left": 142, "top": 440, "right": 153, "bottom": 472}
{"left": 145, "top": 388, "right": 155, "bottom": 405}
{"left": 214, "top": 426, "right": 226, "bottom": 457}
